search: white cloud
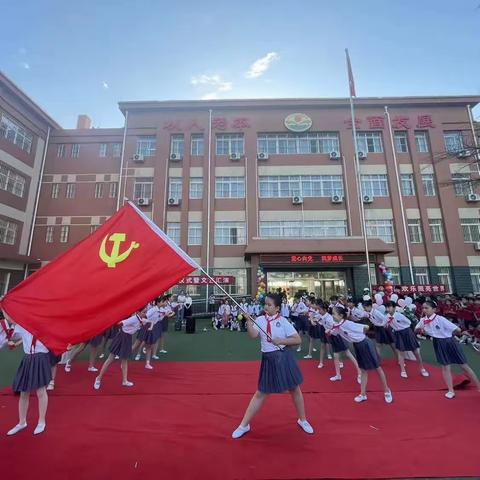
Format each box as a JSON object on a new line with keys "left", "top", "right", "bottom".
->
{"left": 191, "top": 74, "right": 232, "bottom": 92}
{"left": 245, "top": 52, "right": 280, "bottom": 79}
{"left": 21, "top": 62, "right": 30, "bottom": 70}
{"left": 102, "top": 81, "right": 109, "bottom": 90}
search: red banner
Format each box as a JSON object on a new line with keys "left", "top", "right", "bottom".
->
{"left": 374, "top": 284, "right": 447, "bottom": 294}
{"left": 178, "top": 275, "right": 235, "bottom": 286}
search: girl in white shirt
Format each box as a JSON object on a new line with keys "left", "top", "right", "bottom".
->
{"left": 313, "top": 301, "right": 333, "bottom": 368}
{"left": 232, "top": 293, "right": 314, "bottom": 439}
{"left": 94, "top": 310, "right": 146, "bottom": 390}
{"left": 415, "top": 300, "right": 480, "bottom": 399}
{"left": 6, "top": 319, "right": 52, "bottom": 436}
{"left": 330, "top": 306, "right": 393, "bottom": 404}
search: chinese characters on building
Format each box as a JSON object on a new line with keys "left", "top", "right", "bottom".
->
{"left": 178, "top": 275, "right": 235, "bottom": 285}
{"left": 345, "top": 114, "right": 435, "bottom": 130}
{"left": 163, "top": 118, "right": 251, "bottom": 131}
{"left": 374, "top": 284, "right": 446, "bottom": 294}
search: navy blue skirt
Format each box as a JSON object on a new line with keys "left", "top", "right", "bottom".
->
{"left": 144, "top": 323, "right": 162, "bottom": 345}
{"left": 329, "top": 334, "right": 348, "bottom": 353}
{"left": 258, "top": 348, "right": 303, "bottom": 394}
{"left": 13, "top": 352, "right": 52, "bottom": 392}
{"left": 354, "top": 338, "right": 381, "bottom": 371}
{"left": 104, "top": 325, "right": 119, "bottom": 340}
{"left": 48, "top": 351, "right": 62, "bottom": 367}
{"left": 162, "top": 317, "right": 169, "bottom": 332}
{"left": 394, "top": 327, "right": 420, "bottom": 352}
{"left": 109, "top": 331, "right": 132, "bottom": 360}
{"left": 308, "top": 324, "right": 322, "bottom": 339}
{"left": 294, "top": 315, "right": 307, "bottom": 333}
{"left": 136, "top": 324, "right": 150, "bottom": 342}
{"left": 153, "top": 321, "right": 163, "bottom": 342}
{"left": 433, "top": 337, "right": 467, "bottom": 366}
{"left": 318, "top": 325, "right": 328, "bottom": 343}
{"left": 375, "top": 326, "right": 395, "bottom": 345}
{"left": 89, "top": 334, "right": 104, "bottom": 347}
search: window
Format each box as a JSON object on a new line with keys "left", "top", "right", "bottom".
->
{"left": 215, "top": 176, "right": 245, "bottom": 198}
{"left": 444, "top": 131, "right": 463, "bottom": 153}
{"left": 0, "top": 219, "right": 17, "bottom": 245}
{"left": 408, "top": 219, "right": 423, "bottom": 243}
{"left": 60, "top": 225, "right": 69, "bottom": 243}
{"left": 259, "top": 175, "right": 344, "bottom": 198}
{"left": 366, "top": 219, "right": 395, "bottom": 243}
{"left": 71, "top": 144, "right": 80, "bottom": 158}
{"left": 191, "top": 134, "right": 204, "bottom": 156}
{"left": 0, "top": 163, "right": 26, "bottom": 197}
{"left": 133, "top": 177, "right": 153, "bottom": 200}
{"left": 356, "top": 132, "right": 383, "bottom": 153}
{"left": 437, "top": 267, "right": 452, "bottom": 293}
{"left": 168, "top": 178, "right": 183, "bottom": 199}
{"left": 0, "top": 113, "right": 33, "bottom": 153}
{"left": 57, "top": 144, "right": 65, "bottom": 158}
{"left": 95, "top": 182, "right": 104, "bottom": 199}
{"left": 99, "top": 144, "right": 108, "bottom": 157}
{"left": 471, "top": 267, "right": 480, "bottom": 294}
{"left": 188, "top": 222, "right": 202, "bottom": 245}
{"left": 394, "top": 131, "right": 408, "bottom": 153}
{"left": 216, "top": 133, "right": 244, "bottom": 155}
{"left": 429, "top": 219, "right": 444, "bottom": 243}
{"left": 213, "top": 268, "right": 247, "bottom": 295}
{"left": 361, "top": 174, "right": 389, "bottom": 197}
{"left": 257, "top": 132, "right": 340, "bottom": 155}
{"left": 109, "top": 182, "right": 117, "bottom": 198}
{"left": 451, "top": 173, "right": 474, "bottom": 197}
{"left": 136, "top": 136, "right": 156, "bottom": 157}
{"left": 189, "top": 178, "right": 203, "bottom": 199}
{"left": 170, "top": 134, "right": 184, "bottom": 158}
{"left": 51, "top": 183, "right": 60, "bottom": 199}
{"left": 414, "top": 267, "right": 430, "bottom": 285}
{"left": 400, "top": 174, "right": 415, "bottom": 196}
{"left": 45, "top": 226, "right": 54, "bottom": 243}
{"left": 112, "top": 143, "right": 122, "bottom": 157}
{"left": 461, "top": 218, "right": 480, "bottom": 243}
{"left": 167, "top": 222, "right": 181, "bottom": 245}
{"left": 387, "top": 267, "right": 401, "bottom": 285}
{"left": 260, "top": 220, "right": 347, "bottom": 238}
{"left": 421, "top": 173, "right": 436, "bottom": 196}
{"left": 66, "top": 183, "right": 76, "bottom": 199}
{"left": 415, "top": 131, "right": 429, "bottom": 153}
{"left": 215, "top": 221, "right": 246, "bottom": 245}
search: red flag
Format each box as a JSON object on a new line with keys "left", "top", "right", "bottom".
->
{"left": 0, "top": 202, "right": 198, "bottom": 354}
{"left": 345, "top": 48, "right": 356, "bottom": 98}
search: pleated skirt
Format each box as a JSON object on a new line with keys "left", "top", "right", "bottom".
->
{"left": 89, "top": 333, "right": 104, "bottom": 347}
{"left": 13, "top": 352, "right": 52, "bottom": 392}
{"left": 329, "top": 334, "right": 348, "bottom": 353}
{"left": 258, "top": 348, "right": 303, "bottom": 394}
{"left": 353, "top": 338, "right": 381, "bottom": 371}
{"left": 109, "top": 331, "right": 132, "bottom": 360}
{"left": 394, "top": 327, "right": 420, "bottom": 352}
{"left": 433, "top": 337, "right": 467, "bottom": 366}
{"left": 308, "top": 324, "right": 322, "bottom": 339}
{"left": 375, "top": 326, "right": 395, "bottom": 345}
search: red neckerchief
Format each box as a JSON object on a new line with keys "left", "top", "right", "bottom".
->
{"left": 387, "top": 315, "right": 395, "bottom": 327}
{"left": 0, "top": 319, "right": 12, "bottom": 340}
{"left": 266, "top": 313, "right": 280, "bottom": 343}
{"left": 423, "top": 314, "right": 437, "bottom": 327}
{"left": 332, "top": 319, "right": 347, "bottom": 330}
{"left": 136, "top": 314, "right": 144, "bottom": 325}
{"left": 30, "top": 336, "right": 37, "bottom": 354}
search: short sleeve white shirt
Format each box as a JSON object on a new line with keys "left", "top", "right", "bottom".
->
{"left": 121, "top": 315, "right": 143, "bottom": 335}
{"left": 416, "top": 314, "right": 458, "bottom": 339}
{"left": 253, "top": 315, "right": 297, "bottom": 353}
{"left": 333, "top": 320, "right": 366, "bottom": 343}
{"left": 13, "top": 324, "right": 49, "bottom": 354}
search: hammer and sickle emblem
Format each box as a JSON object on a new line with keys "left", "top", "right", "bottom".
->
{"left": 99, "top": 233, "right": 140, "bottom": 268}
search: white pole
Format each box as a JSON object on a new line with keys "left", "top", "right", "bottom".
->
{"left": 116, "top": 110, "right": 129, "bottom": 211}
{"left": 205, "top": 109, "right": 213, "bottom": 312}
{"left": 384, "top": 106, "right": 415, "bottom": 284}
{"left": 341, "top": 153, "right": 352, "bottom": 236}
{"left": 467, "top": 105, "right": 480, "bottom": 175}
{"left": 122, "top": 159, "right": 129, "bottom": 204}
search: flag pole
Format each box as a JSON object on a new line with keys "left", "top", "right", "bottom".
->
{"left": 345, "top": 48, "right": 373, "bottom": 291}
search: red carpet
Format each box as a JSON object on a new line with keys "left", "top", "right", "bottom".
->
{"left": 1, "top": 359, "right": 479, "bottom": 479}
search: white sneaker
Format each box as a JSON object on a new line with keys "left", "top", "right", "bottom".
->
{"left": 47, "top": 381, "right": 55, "bottom": 391}
{"left": 339, "top": 362, "right": 344, "bottom": 368}
{"left": 354, "top": 394, "right": 367, "bottom": 403}
{"left": 152, "top": 354, "right": 160, "bottom": 360}
{"left": 317, "top": 363, "right": 324, "bottom": 369}
{"left": 99, "top": 353, "right": 105, "bottom": 359}
{"left": 33, "top": 423, "right": 46, "bottom": 435}
{"left": 114, "top": 355, "right": 119, "bottom": 360}
{"left": 330, "top": 375, "right": 342, "bottom": 382}
{"left": 142, "top": 348, "right": 146, "bottom": 354}
{"left": 122, "top": 381, "right": 134, "bottom": 387}
{"left": 303, "top": 354, "right": 312, "bottom": 359}
{"left": 327, "top": 354, "right": 332, "bottom": 360}
{"left": 384, "top": 391, "right": 393, "bottom": 404}
{"left": 145, "top": 364, "right": 153, "bottom": 370}
{"left": 134, "top": 354, "right": 141, "bottom": 361}
{"left": 400, "top": 371, "right": 408, "bottom": 378}
{"left": 64, "top": 363, "right": 71, "bottom": 373}
{"left": 297, "top": 419, "right": 314, "bottom": 434}
{"left": 232, "top": 424, "right": 250, "bottom": 439}
{"left": 7, "top": 423, "right": 27, "bottom": 436}
{"left": 420, "top": 369, "right": 430, "bottom": 377}
{"left": 445, "top": 391, "right": 455, "bottom": 399}
{"left": 93, "top": 377, "right": 101, "bottom": 390}
{"left": 159, "top": 350, "right": 167, "bottom": 354}
{"left": 296, "top": 346, "right": 301, "bottom": 352}
{"left": 313, "top": 348, "right": 317, "bottom": 352}
{"left": 88, "top": 367, "right": 98, "bottom": 372}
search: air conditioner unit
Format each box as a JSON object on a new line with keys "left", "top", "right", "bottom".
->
{"left": 132, "top": 153, "right": 144, "bottom": 163}
{"left": 358, "top": 151, "right": 367, "bottom": 160}
{"left": 170, "top": 153, "right": 182, "bottom": 161}
{"left": 363, "top": 195, "right": 374, "bottom": 204}
{"left": 136, "top": 197, "right": 150, "bottom": 206}
{"left": 457, "top": 150, "right": 472, "bottom": 158}
{"left": 229, "top": 153, "right": 241, "bottom": 161}
{"left": 257, "top": 152, "right": 269, "bottom": 160}
{"left": 292, "top": 195, "right": 303, "bottom": 205}
{"left": 168, "top": 197, "right": 180, "bottom": 206}
{"left": 329, "top": 150, "right": 340, "bottom": 160}
{"left": 475, "top": 242, "right": 480, "bottom": 251}
{"left": 466, "top": 193, "right": 480, "bottom": 203}
{"left": 331, "top": 194, "right": 344, "bottom": 204}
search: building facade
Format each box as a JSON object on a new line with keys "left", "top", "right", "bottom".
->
{"left": 0, "top": 73, "right": 59, "bottom": 294}
{"left": 2, "top": 72, "right": 480, "bottom": 298}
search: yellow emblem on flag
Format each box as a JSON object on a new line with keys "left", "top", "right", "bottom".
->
{"left": 99, "top": 233, "right": 140, "bottom": 268}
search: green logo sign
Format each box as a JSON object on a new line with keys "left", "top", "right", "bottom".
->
{"left": 284, "top": 113, "right": 312, "bottom": 132}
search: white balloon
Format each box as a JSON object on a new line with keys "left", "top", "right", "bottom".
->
{"left": 377, "top": 305, "right": 386, "bottom": 314}
{"left": 375, "top": 293, "right": 383, "bottom": 302}
{"left": 376, "top": 297, "right": 383, "bottom": 306}
{"left": 397, "top": 299, "right": 406, "bottom": 308}
{"left": 390, "top": 294, "right": 399, "bottom": 302}
{"left": 379, "top": 291, "right": 385, "bottom": 297}
{"left": 408, "top": 304, "right": 417, "bottom": 311}
{"left": 363, "top": 295, "right": 371, "bottom": 301}
{"left": 405, "top": 297, "right": 413, "bottom": 306}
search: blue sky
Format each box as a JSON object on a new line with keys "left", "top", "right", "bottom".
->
{"left": 2, "top": 0, "right": 480, "bottom": 128}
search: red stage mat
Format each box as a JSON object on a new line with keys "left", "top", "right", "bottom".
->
{"left": 1, "top": 359, "right": 479, "bottom": 479}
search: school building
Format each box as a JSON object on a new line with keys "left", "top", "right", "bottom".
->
{"left": 1, "top": 71, "right": 480, "bottom": 298}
